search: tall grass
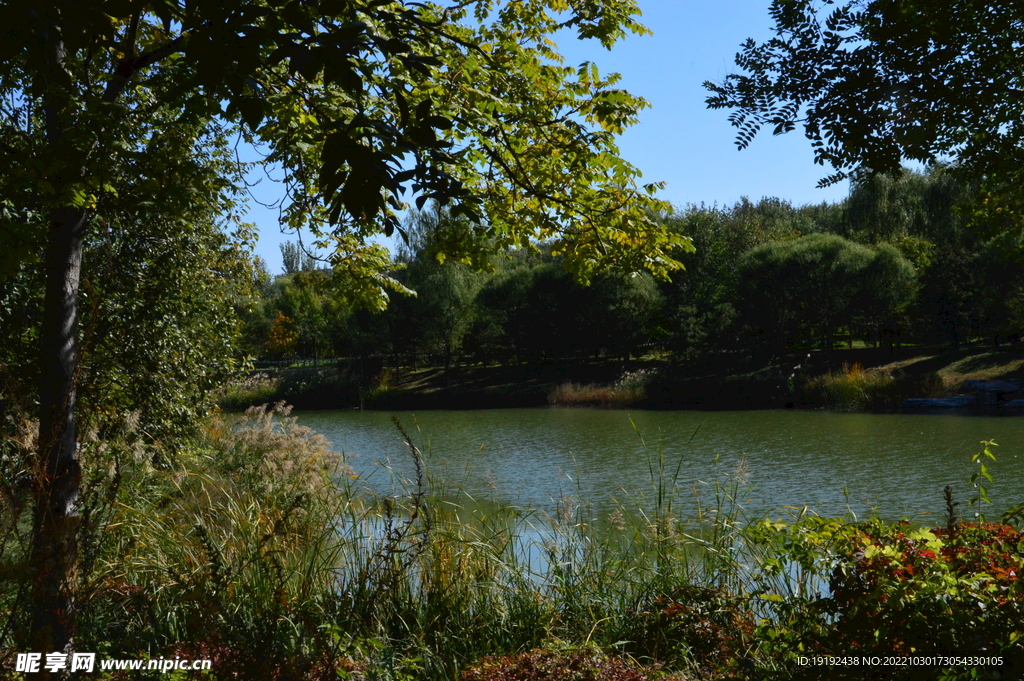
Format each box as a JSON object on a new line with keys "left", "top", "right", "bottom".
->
{"left": 77, "top": 403, "right": 350, "bottom": 676}
{"left": 319, "top": 416, "right": 757, "bottom": 679}
{"left": 211, "top": 371, "right": 282, "bottom": 410}
{"left": 798, "top": 362, "right": 894, "bottom": 410}
{"left": 213, "top": 365, "right": 379, "bottom": 411}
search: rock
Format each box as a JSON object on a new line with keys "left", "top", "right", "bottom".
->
{"left": 901, "top": 395, "right": 977, "bottom": 408}
{"left": 962, "top": 379, "right": 1022, "bottom": 394}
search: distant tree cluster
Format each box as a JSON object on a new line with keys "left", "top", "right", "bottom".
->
{"left": 242, "top": 206, "right": 663, "bottom": 366}
{"left": 242, "top": 168, "right": 1024, "bottom": 367}
{"left": 664, "top": 168, "right": 1024, "bottom": 358}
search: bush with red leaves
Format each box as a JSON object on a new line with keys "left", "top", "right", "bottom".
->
{"left": 759, "top": 519, "right": 1024, "bottom": 680}
{"left": 625, "top": 584, "right": 754, "bottom": 671}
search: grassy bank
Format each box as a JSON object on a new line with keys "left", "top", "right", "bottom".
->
{"left": 795, "top": 349, "right": 1024, "bottom": 410}
{"left": 3, "top": 412, "right": 1022, "bottom": 679}
{"left": 213, "top": 347, "right": 1024, "bottom": 413}
{"left": 214, "top": 360, "right": 664, "bottom": 411}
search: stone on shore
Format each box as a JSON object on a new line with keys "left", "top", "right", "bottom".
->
{"left": 901, "top": 395, "right": 977, "bottom": 408}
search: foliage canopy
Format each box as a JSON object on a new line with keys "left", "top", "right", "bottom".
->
{"left": 704, "top": 0, "right": 1024, "bottom": 190}
{"left": 1, "top": 0, "right": 687, "bottom": 300}
{"left": 1, "top": 0, "right": 687, "bottom": 656}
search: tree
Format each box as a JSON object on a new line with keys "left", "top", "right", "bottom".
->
{"left": 839, "top": 167, "right": 1024, "bottom": 348}
{"left": 393, "top": 205, "right": 486, "bottom": 367}
{"left": 473, "top": 263, "right": 538, "bottom": 363}
{"left": 1, "top": 0, "right": 688, "bottom": 654}
{"left": 265, "top": 310, "right": 299, "bottom": 358}
{"left": 852, "top": 243, "right": 918, "bottom": 348}
{"left": 704, "top": 0, "right": 1024, "bottom": 189}
{"left": 280, "top": 241, "right": 320, "bottom": 275}
{"left": 583, "top": 271, "right": 662, "bottom": 360}
{"left": 416, "top": 262, "right": 481, "bottom": 366}
{"left": 737, "top": 234, "right": 876, "bottom": 351}
{"left": 278, "top": 275, "right": 324, "bottom": 357}
{"left": 0, "top": 112, "right": 253, "bottom": 653}
{"left": 658, "top": 199, "right": 842, "bottom": 360}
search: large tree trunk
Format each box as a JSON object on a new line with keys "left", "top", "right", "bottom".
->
{"left": 30, "top": 206, "right": 87, "bottom": 657}
{"left": 27, "top": 6, "right": 91, "bottom": 659}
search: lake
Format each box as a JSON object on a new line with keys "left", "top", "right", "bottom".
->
{"left": 297, "top": 408, "right": 1023, "bottom": 523}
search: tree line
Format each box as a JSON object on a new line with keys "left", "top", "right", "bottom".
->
{"left": 241, "top": 167, "right": 1024, "bottom": 369}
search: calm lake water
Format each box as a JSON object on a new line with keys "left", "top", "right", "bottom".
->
{"left": 297, "top": 408, "right": 1023, "bottom": 523}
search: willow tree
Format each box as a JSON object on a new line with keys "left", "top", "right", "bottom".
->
{"left": 0, "top": 0, "right": 689, "bottom": 656}
{"left": 738, "top": 234, "right": 881, "bottom": 351}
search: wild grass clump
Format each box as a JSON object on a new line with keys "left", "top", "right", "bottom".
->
{"left": 548, "top": 369, "right": 655, "bottom": 407}
{"left": 212, "top": 371, "right": 282, "bottom": 410}
{"left": 799, "top": 362, "right": 947, "bottom": 411}
{"left": 205, "top": 401, "right": 342, "bottom": 495}
{"left": 548, "top": 382, "right": 620, "bottom": 406}
{"left": 75, "top": 402, "right": 350, "bottom": 678}
{"left": 798, "top": 362, "right": 895, "bottom": 410}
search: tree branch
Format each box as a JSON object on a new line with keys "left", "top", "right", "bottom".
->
{"left": 102, "top": 34, "right": 187, "bottom": 103}
{"left": 122, "top": 10, "right": 141, "bottom": 60}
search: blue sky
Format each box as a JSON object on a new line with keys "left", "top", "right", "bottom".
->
{"left": 247, "top": 0, "right": 850, "bottom": 274}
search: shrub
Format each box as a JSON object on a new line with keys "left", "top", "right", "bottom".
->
{"left": 461, "top": 647, "right": 653, "bottom": 681}
{"left": 827, "top": 521, "right": 1024, "bottom": 658}
{"left": 750, "top": 515, "right": 1024, "bottom": 680}
{"left": 624, "top": 584, "right": 754, "bottom": 672}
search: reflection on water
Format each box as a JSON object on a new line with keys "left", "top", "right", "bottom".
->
{"left": 299, "top": 408, "right": 1023, "bottom": 522}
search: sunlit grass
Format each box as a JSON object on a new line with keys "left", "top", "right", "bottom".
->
{"left": 211, "top": 371, "right": 281, "bottom": 410}
{"left": 799, "top": 362, "right": 946, "bottom": 411}
{"left": 548, "top": 370, "right": 655, "bottom": 407}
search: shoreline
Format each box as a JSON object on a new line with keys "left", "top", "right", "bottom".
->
{"left": 216, "top": 346, "right": 1024, "bottom": 414}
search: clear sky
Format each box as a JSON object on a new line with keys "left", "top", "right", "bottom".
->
{"left": 246, "top": 0, "right": 850, "bottom": 274}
